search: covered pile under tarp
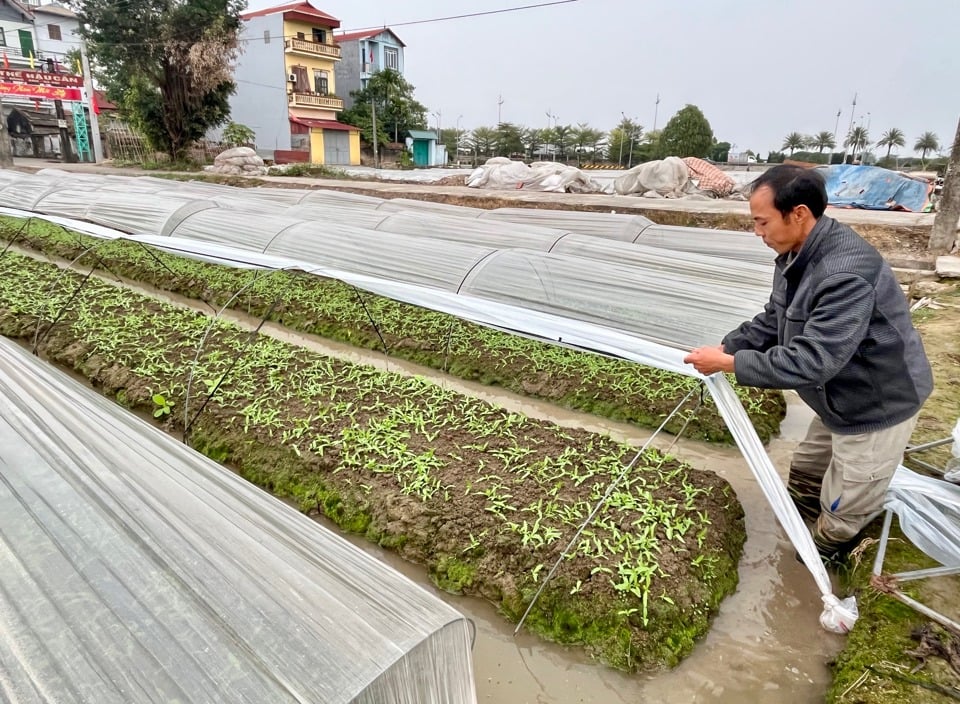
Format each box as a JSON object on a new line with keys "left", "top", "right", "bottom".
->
{"left": 0, "top": 338, "right": 477, "bottom": 704}
{"left": 466, "top": 158, "right": 604, "bottom": 193}
{"left": 823, "top": 164, "right": 934, "bottom": 212}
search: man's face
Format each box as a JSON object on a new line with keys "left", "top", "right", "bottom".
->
{"left": 749, "top": 185, "right": 806, "bottom": 254}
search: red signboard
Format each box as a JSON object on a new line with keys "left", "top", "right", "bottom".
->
{"left": 0, "top": 69, "right": 83, "bottom": 87}
{"left": 0, "top": 82, "right": 82, "bottom": 101}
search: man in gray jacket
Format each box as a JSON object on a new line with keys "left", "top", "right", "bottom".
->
{"left": 684, "top": 164, "right": 933, "bottom": 561}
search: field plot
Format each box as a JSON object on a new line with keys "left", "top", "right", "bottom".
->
{"left": 0, "top": 249, "right": 748, "bottom": 670}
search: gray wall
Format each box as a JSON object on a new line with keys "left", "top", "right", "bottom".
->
{"left": 221, "top": 15, "right": 291, "bottom": 152}
{"left": 334, "top": 39, "right": 362, "bottom": 110}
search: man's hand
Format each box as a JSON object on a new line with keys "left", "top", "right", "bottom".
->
{"left": 683, "top": 345, "right": 735, "bottom": 375}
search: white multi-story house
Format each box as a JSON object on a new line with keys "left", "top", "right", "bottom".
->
{"left": 31, "top": 2, "right": 78, "bottom": 71}
{"left": 333, "top": 28, "right": 405, "bottom": 110}
{"left": 0, "top": 0, "right": 37, "bottom": 68}
{"left": 228, "top": 0, "right": 360, "bottom": 165}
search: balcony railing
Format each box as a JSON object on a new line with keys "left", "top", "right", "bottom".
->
{"left": 288, "top": 92, "right": 343, "bottom": 110}
{"left": 284, "top": 38, "right": 341, "bottom": 60}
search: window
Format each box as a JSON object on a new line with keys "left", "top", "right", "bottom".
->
{"left": 312, "top": 28, "right": 326, "bottom": 44}
{"left": 0, "top": 29, "right": 6, "bottom": 47}
{"left": 296, "top": 32, "right": 305, "bottom": 40}
{"left": 384, "top": 46, "right": 399, "bottom": 70}
{"left": 48, "top": 24, "right": 61, "bottom": 41}
{"left": 313, "top": 69, "right": 328, "bottom": 95}
{"left": 263, "top": 29, "right": 270, "bottom": 44}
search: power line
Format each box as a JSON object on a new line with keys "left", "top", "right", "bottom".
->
{"left": 340, "top": 0, "right": 579, "bottom": 33}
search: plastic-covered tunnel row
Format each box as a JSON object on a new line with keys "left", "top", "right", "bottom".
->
{"left": 0, "top": 337, "right": 477, "bottom": 704}
{"left": 0, "top": 169, "right": 772, "bottom": 349}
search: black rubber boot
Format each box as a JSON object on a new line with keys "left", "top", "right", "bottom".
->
{"left": 787, "top": 466, "right": 822, "bottom": 523}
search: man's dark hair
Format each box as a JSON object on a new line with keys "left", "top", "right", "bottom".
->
{"left": 749, "top": 164, "right": 828, "bottom": 219}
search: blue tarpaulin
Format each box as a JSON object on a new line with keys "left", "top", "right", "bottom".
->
{"left": 823, "top": 164, "right": 933, "bottom": 212}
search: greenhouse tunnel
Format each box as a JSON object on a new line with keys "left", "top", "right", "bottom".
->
{"left": 0, "top": 337, "right": 477, "bottom": 704}
{"left": 11, "top": 166, "right": 927, "bottom": 645}
{"left": 2, "top": 170, "right": 773, "bottom": 351}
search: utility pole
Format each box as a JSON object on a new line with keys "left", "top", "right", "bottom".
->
{"left": 80, "top": 38, "right": 104, "bottom": 162}
{"left": 0, "top": 96, "right": 12, "bottom": 167}
{"left": 833, "top": 108, "right": 842, "bottom": 160}
{"left": 497, "top": 94, "right": 503, "bottom": 126}
{"left": 843, "top": 92, "right": 857, "bottom": 163}
{"left": 929, "top": 115, "right": 960, "bottom": 253}
{"left": 652, "top": 92, "right": 660, "bottom": 132}
{"left": 54, "top": 99, "right": 75, "bottom": 163}
{"left": 370, "top": 97, "right": 378, "bottom": 168}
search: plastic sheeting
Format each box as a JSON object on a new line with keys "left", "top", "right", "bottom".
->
{"left": 0, "top": 337, "right": 477, "bottom": 704}
{"left": 613, "top": 157, "right": 690, "bottom": 197}
{"left": 886, "top": 467, "right": 960, "bottom": 567}
{"left": 0, "top": 205, "right": 848, "bottom": 633}
{"left": 466, "top": 158, "right": 604, "bottom": 193}
{"left": 0, "top": 171, "right": 772, "bottom": 351}
{"left": 823, "top": 164, "right": 934, "bottom": 212}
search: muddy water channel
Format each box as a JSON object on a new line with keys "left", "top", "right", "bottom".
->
{"left": 31, "top": 262, "right": 848, "bottom": 702}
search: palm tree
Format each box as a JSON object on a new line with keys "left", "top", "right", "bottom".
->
{"left": 810, "top": 131, "right": 836, "bottom": 153}
{"left": 914, "top": 132, "right": 940, "bottom": 164}
{"left": 844, "top": 126, "right": 870, "bottom": 163}
{"left": 781, "top": 132, "right": 805, "bottom": 155}
{"left": 876, "top": 128, "right": 906, "bottom": 158}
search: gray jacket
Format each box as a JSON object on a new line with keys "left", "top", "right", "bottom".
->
{"left": 723, "top": 215, "right": 932, "bottom": 434}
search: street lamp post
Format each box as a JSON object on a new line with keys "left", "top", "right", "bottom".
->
{"left": 546, "top": 110, "right": 559, "bottom": 160}
{"left": 619, "top": 111, "right": 626, "bottom": 167}
{"left": 431, "top": 110, "right": 442, "bottom": 165}
{"left": 455, "top": 114, "right": 463, "bottom": 167}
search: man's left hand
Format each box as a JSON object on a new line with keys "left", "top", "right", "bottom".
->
{"left": 683, "top": 346, "right": 735, "bottom": 375}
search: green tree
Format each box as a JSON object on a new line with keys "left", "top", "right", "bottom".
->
{"left": 553, "top": 124, "right": 572, "bottom": 162}
{"left": 631, "top": 129, "right": 663, "bottom": 163}
{"left": 468, "top": 126, "right": 497, "bottom": 160}
{"left": 79, "top": 0, "right": 243, "bottom": 160}
{"left": 781, "top": 132, "right": 806, "bottom": 154}
{"left": 494, "top": 122, "right": 525, "bottom": 157}
{"left": 914, "top": 131, "right": 941, "bottom": 164}
{"left": 570, "top": 122, "right": 605, "bottom": 165}
{"left": 709, "top": 140, "right": 731, "bottom": 162}
{"left": 659, "top": 105, "right": 714, "bottom": 158}
{"left": 810, "top": 131, "right": 836, "bottom": 153}
{"left": 523, "top": 127, "right": 547, "bottom": 160}
{"left": 340, "top": 69, "right": 427, "bottom": 147}
{"left": 844, "top": 126, "right": 871, "bottom": 163}
{"left": 608, "top": 117, "right": 642, "bottom": 166}
{"left": 876, "top": 127, "right": 906, "bottom": 158}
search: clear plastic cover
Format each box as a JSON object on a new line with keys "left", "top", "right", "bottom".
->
{"left": 0, "top": 337, "right": 477, "bottom": 704}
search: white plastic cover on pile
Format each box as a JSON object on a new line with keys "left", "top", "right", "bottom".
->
{"left": 0, "top": 337, "right": 477, "bottom": 704}
{"left": 613, "top": 157, "right": 690, "bottom": 197}
{"left": 466, "top": 158, "right": 604, "bottom": 193}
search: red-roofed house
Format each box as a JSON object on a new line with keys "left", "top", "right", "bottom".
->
{"left": 333, "top": 28, "right": 405, "bottom": 110}
{"left": 226, "top": 0, "right": 360, "bottom": 165}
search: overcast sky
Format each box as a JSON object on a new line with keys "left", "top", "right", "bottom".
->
{"left": 248, "top": 0, "right": 958, "bottom": 156}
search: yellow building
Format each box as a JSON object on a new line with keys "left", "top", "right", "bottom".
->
{"left": 236, "top": 1, "right": 360, "bottom": 165}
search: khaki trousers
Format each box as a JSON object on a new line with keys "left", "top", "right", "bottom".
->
{"left": 788, "top": 413, "right": 918, "bottom": 545}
